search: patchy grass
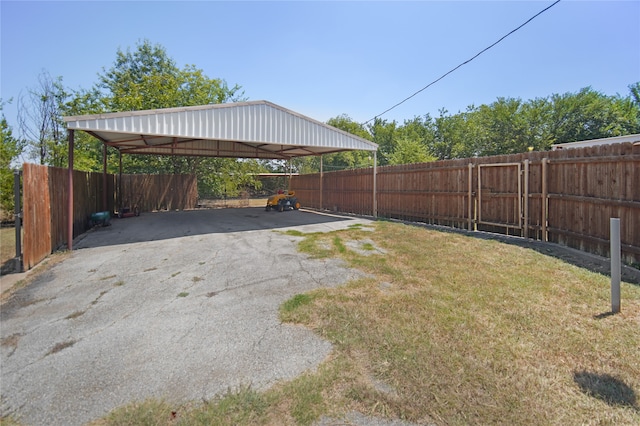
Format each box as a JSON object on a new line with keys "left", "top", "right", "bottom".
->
{"left": 280, "top": 221, "right": 640, "bottom": 424}
{"left": 1, "top": 227, "right": 18, "bottom": 266}
{"left": 360, "top": 242, "right": 375, "bottom": 251}
{"left": 0, "top": 415, "right": 21, "bottom": 426}
{"left": 93, "top": 221, "right": 640, "bottom": 425}
{"left": 332, "top": 236, "right": 347, "bottom": 254}
{"left": 280, "top": 294, "right": 314, "bottom": 324}
{"left": 90, "top": 386, "right": 272, "bottom": 426}
{"left": 88, "top": 399, "right": 177, "bottom": 426}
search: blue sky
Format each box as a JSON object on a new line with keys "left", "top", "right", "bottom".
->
{"left": 2, "top": 0, "right": 639, "bottom": 131}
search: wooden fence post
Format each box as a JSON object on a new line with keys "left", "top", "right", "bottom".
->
{"left": 373, "top": 151, "right": 378, "bottom": 218}
{"left": 320, "top": 155, "right": 323, "bottom": 210}
{"left": 541, "top": 158, "right": 548, "bottom": 242}
{"left": 468, "top": 163, "right": 473, "bottom": 231}
{"left": 523, "top": 159, "right": 529, "bottom": 238}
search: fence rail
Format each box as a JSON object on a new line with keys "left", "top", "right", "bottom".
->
{"left": 292, "top": 143, "right": 640, "bottom": 264}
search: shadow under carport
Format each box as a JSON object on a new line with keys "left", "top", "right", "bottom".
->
{"left": 75, "top": 207, "right": 367, "bottom": 249}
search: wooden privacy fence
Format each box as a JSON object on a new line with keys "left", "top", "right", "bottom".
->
{"left": 117, "top": 174, "right": 198, "bottom": 212}
{"left": 23, "top": 164, "right": 115, "bottom": 269}
{"left": 292, "top": 143, "right": 640, "bottom": 265}
{"left": 22, "top": 164, "right": 197, "bottom": 270}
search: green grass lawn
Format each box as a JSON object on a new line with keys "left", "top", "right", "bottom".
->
{"left": 1, "top": 227, "right": 17, "bottom": 267}
{"left": 7, "top": 221, "right": 639, "bottom": 426}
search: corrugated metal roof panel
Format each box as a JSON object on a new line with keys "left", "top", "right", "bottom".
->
{"left": 64, "top": 101, "right": 377, "bottom": 159}
{"left": 551, "top": 133, "right": 640, "bottom": 150}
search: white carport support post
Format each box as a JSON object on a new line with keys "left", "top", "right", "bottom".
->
{"left": 373, "top": 151, "right": 377, "bottom": 218}
{"left": 67, "top": 129, "right": 74, "bottom": 251}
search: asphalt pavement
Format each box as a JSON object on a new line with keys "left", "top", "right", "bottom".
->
{"left": 1, "top": 208, "right": 375, "bottom": 425}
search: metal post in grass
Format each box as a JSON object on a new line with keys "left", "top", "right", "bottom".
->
{"left": 610, "top": 218, "right": 621, "bottom": 313}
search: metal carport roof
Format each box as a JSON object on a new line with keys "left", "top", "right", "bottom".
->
{"left": 62, "top": 100, "right": 379, "bottom": 250}
{"left": 63, "top": 100, "right": 378, "bottom": 159}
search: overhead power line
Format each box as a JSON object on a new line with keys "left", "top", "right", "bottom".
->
{"left": 363, "top": 0, "right": 562, "bottom": 125}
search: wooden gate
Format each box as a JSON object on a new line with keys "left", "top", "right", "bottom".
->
{"left": 476, "top": 162, "right": 527, "bottom": 237}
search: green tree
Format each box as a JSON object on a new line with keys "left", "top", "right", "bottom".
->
{"left": 548, "top": 87, "right": 639, "bottom": 144}
{"left": 428, "top": 86, "right": 639, "bottom": 159}
{"left": 391, "top": 115, "right": 436, "bottom": 162}
{"left": 387, "top": 137, "right": 435, "bottom": 165}
{"left": 323, "top": 115, "right": 374, "bottom": 170}
{"left": 629, "top": 82, "right": 640, "bottom": 107}
{"left": 1, "top": 102, "right": 24, "bottom": 216}
{"left": 473, "top": 98, "right": 535, "bottom": 155}
{"left": 288, "top": 114, "right": 375, "bottom": 174}
{"left": 432, "top": 107, "right": 481, "bottom": 159}
{"left": 198, "top": 158, "right": 266, "bottom": 198}
{"left": 62, "top": 39, "right": 257, "bottom": 196}
{"left": 367, "top": 118, "right": 397, "bottom": 165}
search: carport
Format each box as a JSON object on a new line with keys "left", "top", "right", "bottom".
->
{"left": 63, "top": 100, "right": 378, "bottom": 249}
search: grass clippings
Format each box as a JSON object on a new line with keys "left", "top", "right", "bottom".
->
{"left": 65, "top": 310, "right": 85, "bottom": 320}
{"left": 100, "top": 275, "right": 117, "bottom": 281}
{"left": 1, "top": 333, "right": 21, "bottom": 348}
{"left": 46, "top": 340, "right": 76, "bottom": 356}
{"left": 91, "top": 290, "right": 109, "bottom": 305}
{"left": 95, "top": 220, "right": 640, "bottom": 425}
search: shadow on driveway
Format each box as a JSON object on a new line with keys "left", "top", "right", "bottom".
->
{"left": 75, "top": 207, "right": 358, "bottom": 249}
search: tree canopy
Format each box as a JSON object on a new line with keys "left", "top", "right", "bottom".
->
{"left": 8, "top": 39, "right": 640, "bottom": 191}
{"left": 16, "top": 40, "right": 265, "bottom": 198}
{"left": 1, "top": 101, "right": 25, "bottom": 217}
{"left": 310, "top": 85, "right": 639, "bottom": 172}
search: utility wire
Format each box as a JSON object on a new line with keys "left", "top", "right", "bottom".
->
{"left": 362, "top": 0, "right": 562, "bottom": 125}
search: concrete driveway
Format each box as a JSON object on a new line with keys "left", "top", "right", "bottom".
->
{"left": 1, "top": 208, "right": 373, "bottom": 425}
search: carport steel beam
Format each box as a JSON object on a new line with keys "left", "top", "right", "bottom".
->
{"left": 65, "top": 138, "right": 380, "bottom": 251}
